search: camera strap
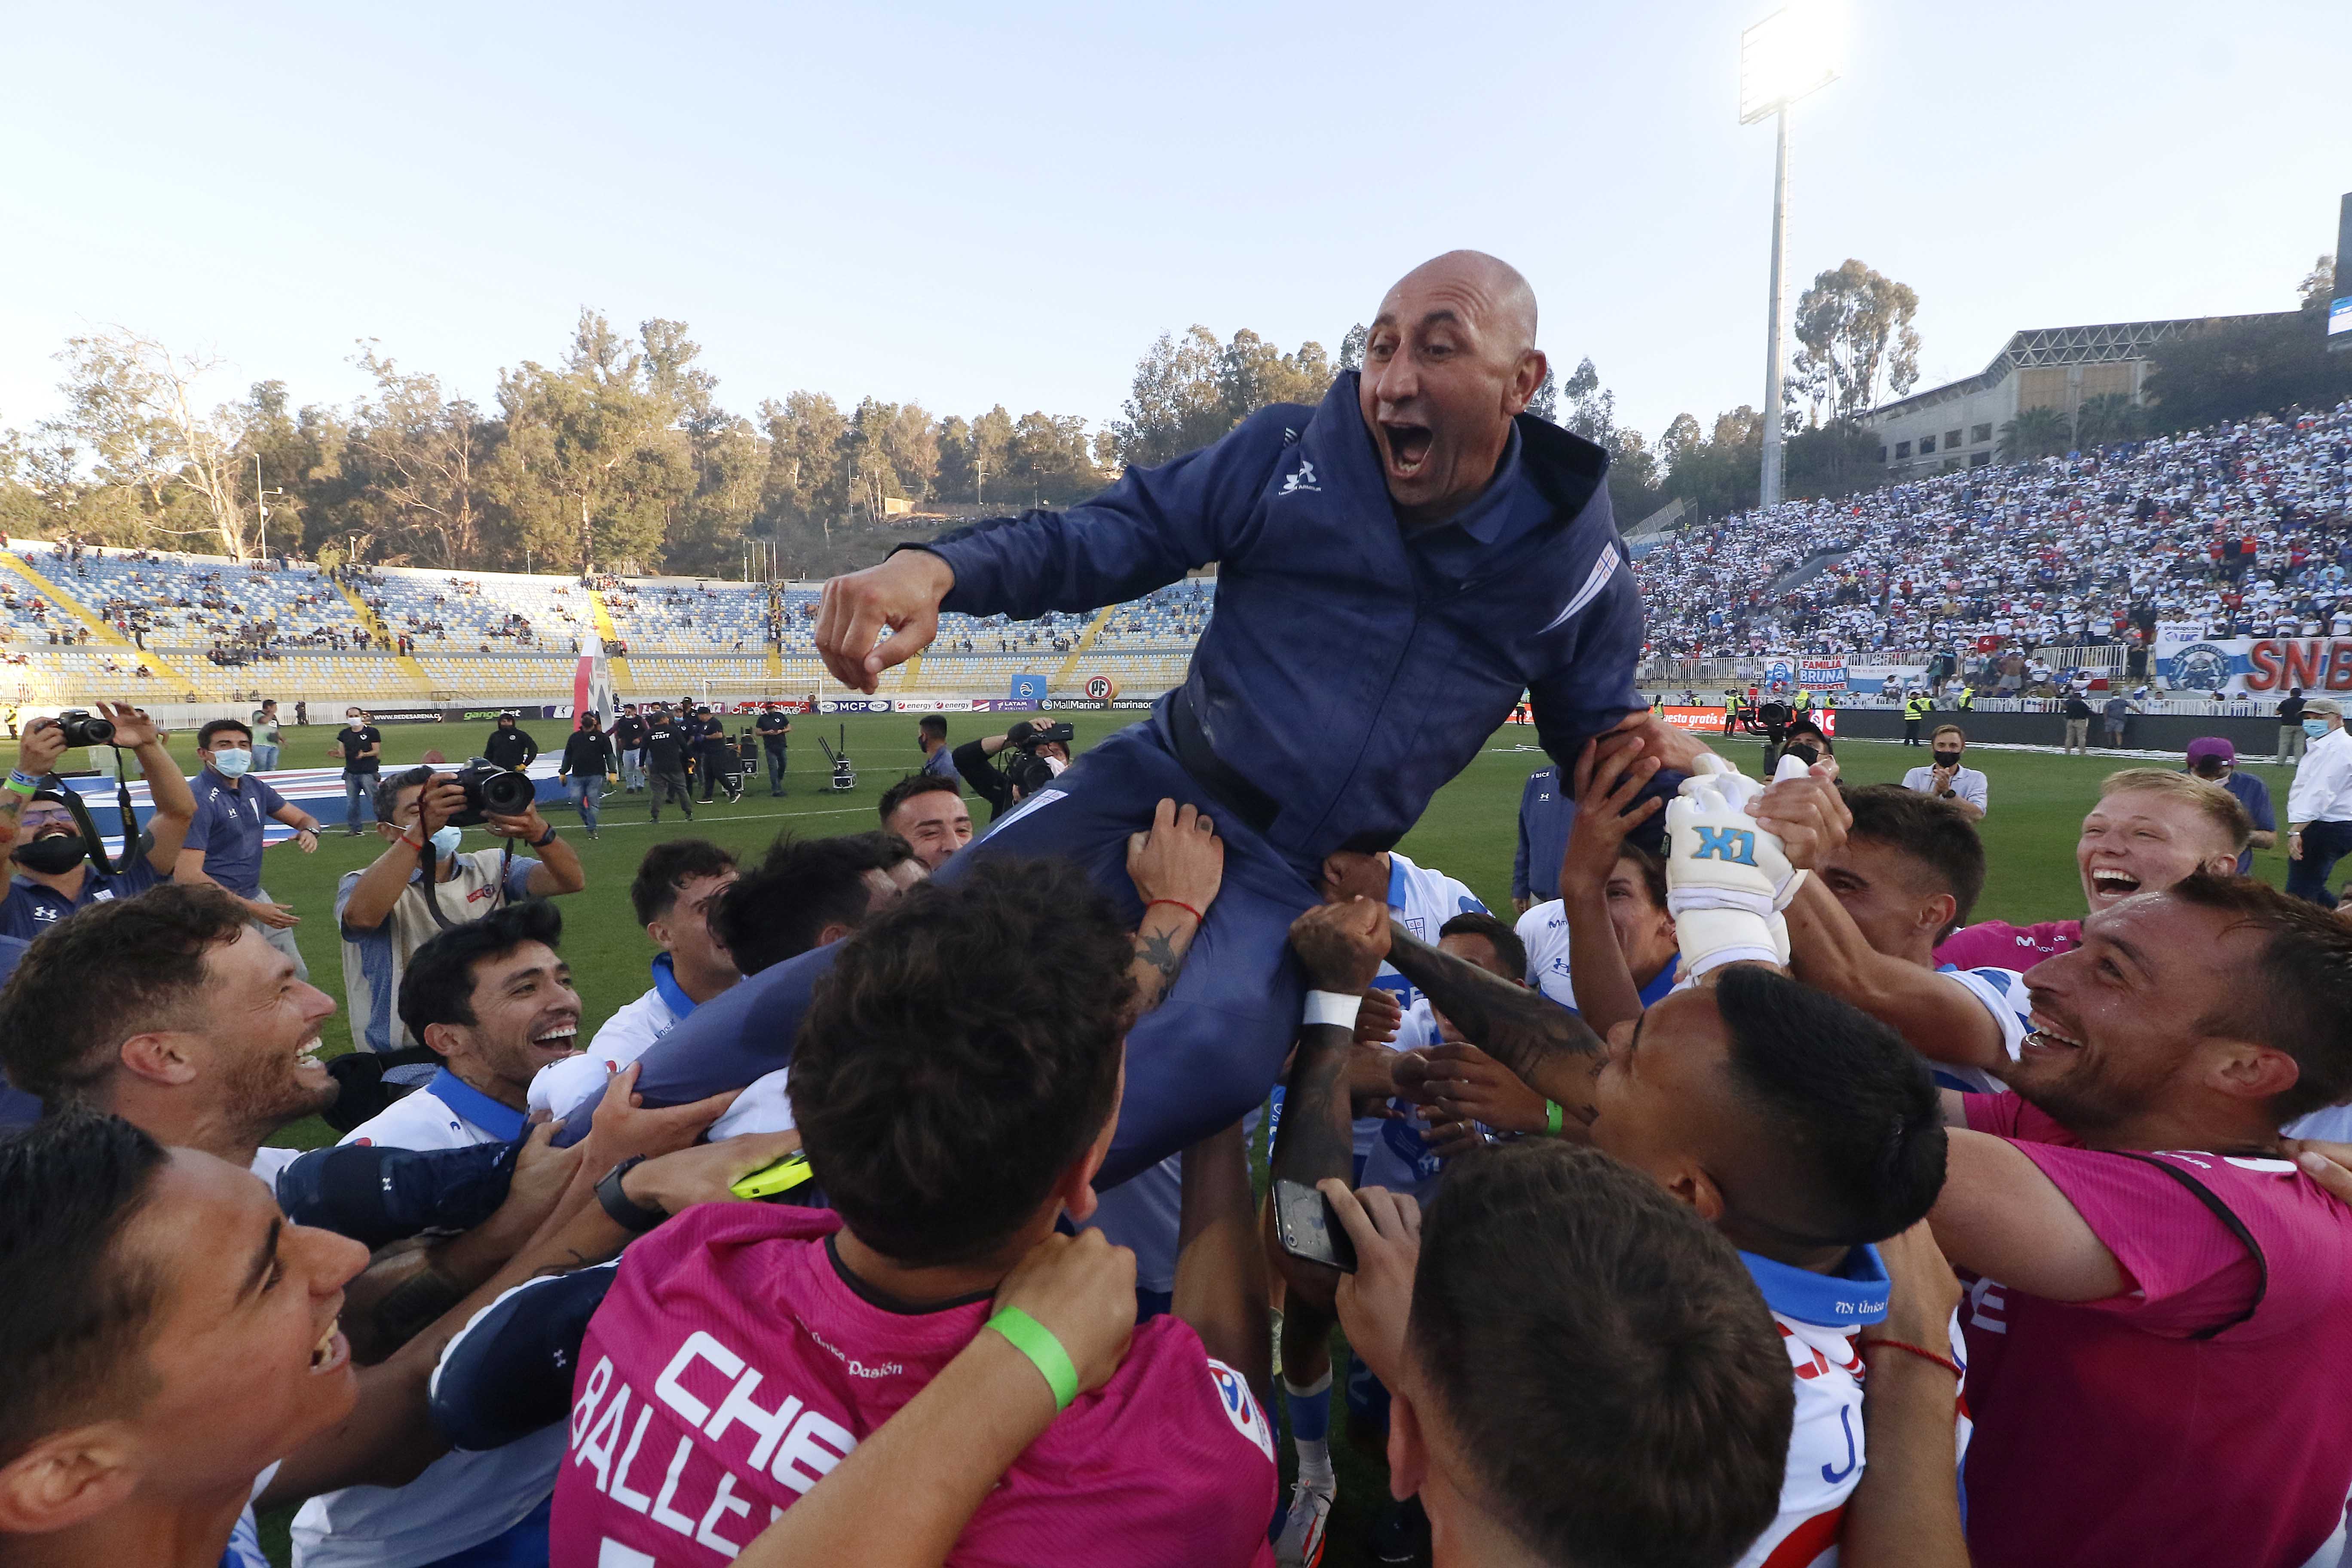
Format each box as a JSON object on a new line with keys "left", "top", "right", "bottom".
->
{"left": 415, "top": 837, "right": 518, "bottom": 932}
{"left": 50, "top": 750, "right": 145, "bottom": 879}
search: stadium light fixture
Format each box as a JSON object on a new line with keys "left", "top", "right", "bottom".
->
{"left": 1742, "top": 2, "right": 1844, "bottom": 511}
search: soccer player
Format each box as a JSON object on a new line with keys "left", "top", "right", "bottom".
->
{"left": 877, "top": 772, "right": 974, "bottom": 870}
{"left": 1513, "top": 736, "right": 1680, "bottom": 1032}
{"left": 590, "top": 249, "right": 1684, "bottom": 1186}
{"left": 1935, "top": 769, "right": 2247, "bottom": 971}
{"left": 528, "top": 840, "right": 739, "bottom": 1120}
{"left": 548, "top": 860, "right": 1279, "bottom": 1566}
{"left": 1282, "top": 897, "right": 1960, "bottom": 1568}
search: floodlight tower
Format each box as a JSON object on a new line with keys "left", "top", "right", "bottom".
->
{"left": 1740, "top": 4, "right": 1842, "bottom": 511}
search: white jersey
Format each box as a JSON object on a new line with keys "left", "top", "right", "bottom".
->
{"left": 527, "top": 982, "right": 683, "bottom": 1121}
{"left": 1513, "top": 899, "right": 1682, "bottom": 1014}
{"left": 1361, "top": 852, "right": 1486, "bottom": 1160}
{"left": 300, "top": 1078, "right": 564, "bottom": 1568}
{"left": 1934, "top": 965, "right": 2032, "bottom": 1095}
{"left": 1736, "top": 1247, "right": 1971, "bottom": 1568}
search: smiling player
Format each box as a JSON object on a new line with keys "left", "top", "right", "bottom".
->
{"left": 1934, "top": 769, "right": 2249, "bottom": 972}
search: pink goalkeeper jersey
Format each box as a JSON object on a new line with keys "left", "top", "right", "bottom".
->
{"left": 549, "top": 1204, "right": 1277, "bottom": 1568}
{"left": 1932, "top": 918, "right": 2079, "bottom": 973}
{"left": 1958, "top": 1094, "right": 2352, "bottom": 1568}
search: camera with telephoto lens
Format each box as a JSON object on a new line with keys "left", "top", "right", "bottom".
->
{"left": 447, "top": 757, "right": 536, "bottom": 828}
{"left": 1005, "top": 749, "right": 1059, "bottom": 799}
{"left": 52, "top": 709, "right": 116, "bottom": 747}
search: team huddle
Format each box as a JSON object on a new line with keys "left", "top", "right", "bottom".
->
{"left": 3, "top": 253, "right": 2352, "bottom": 1568}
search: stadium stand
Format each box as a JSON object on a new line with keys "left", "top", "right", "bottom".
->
{"left": 0, "top": 399, "right": 2340, "bottom": 714}
{"left": 1636, "top": 402, "right": 2352, "bottom": 668}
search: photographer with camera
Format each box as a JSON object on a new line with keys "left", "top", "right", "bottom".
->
{"left": 336, "top": 764, "right": 586, "bottom": 1054}
{"left": 176, "top": 717, "right": 321, "bottom": 980}
{"left": 952, "top": 718, "right": 1074, "bottom": 821}
{"left": 0, "top": 703, "right": 196, "bottom": 940}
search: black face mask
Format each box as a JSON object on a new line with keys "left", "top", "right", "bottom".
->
{"left": 13, "top": 832, "right": 87, "bottom": 875}
{"left": 1932, "top": 751, "right": 1963, "bottom": 767}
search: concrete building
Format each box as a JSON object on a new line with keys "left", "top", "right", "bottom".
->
{"left": 1862, "top": 315, "right": 2291, "bottom": 481}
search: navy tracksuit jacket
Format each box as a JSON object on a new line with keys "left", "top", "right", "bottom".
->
{"left": 564, "top": 373, "right": 1657, "bottom": 1182}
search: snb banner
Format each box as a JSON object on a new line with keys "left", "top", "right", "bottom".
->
{"left": 2155, "top": 633, "right": 2352, "bottom": 695}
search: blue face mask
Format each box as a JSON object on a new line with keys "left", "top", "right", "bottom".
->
{"left": 211, "top": 748, "right": 252, "bottom": 778}
{"left": 429, "top": 825, "right": 464, "bottom": 858}
{"left": 2306, "top": 719, "right": 2334, "bottom": 740}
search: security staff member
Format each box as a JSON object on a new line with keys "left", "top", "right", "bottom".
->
{"left": 755, "top": 705, "right": 792, "bottom": 796}
{"left": 1723, "top": 689, "right": 1744, "bottom": 735}
{"left": 612, "top": 704, "right": 649, "bottom": 792}
{"left": 1903, "top": 690, "right": 1932, "bottom": 746}
{"left": 641, "top": 709, "right": 693, "bottom": 821}
{"left": 482, "top": 712, "right": 538, "bottom": 769}
{"left": 693, "top": 706, "right": 735, "bottom": 801}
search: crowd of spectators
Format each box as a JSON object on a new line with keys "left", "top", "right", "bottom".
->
{"left": 1636, "top": 401, "right": 2352, "bottom": 668}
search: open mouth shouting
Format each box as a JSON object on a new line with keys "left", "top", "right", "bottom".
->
{"left": 529, "top": 1019, "right": 581, "bottom": 1061}
{"left": 2086, "top": 865, "right": 2143, "bottom": 906}
{"left": 310, "top": 1314, "right": 348, "bottom": 1374}
{"left": 1378, "top": 420, "right": 1436, "bottom": 483}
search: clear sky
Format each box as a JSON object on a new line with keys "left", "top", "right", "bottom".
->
{"left": 3, "top": 1, "right": 2343, "bottom": 448}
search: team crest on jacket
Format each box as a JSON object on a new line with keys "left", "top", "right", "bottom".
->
{"left": 1206, "top": 1359, "right": 1274, "bottom": 1461}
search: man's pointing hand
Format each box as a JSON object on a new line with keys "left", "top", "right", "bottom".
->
{"left": 815, "top": 551, "right": 956, "bottom": 693}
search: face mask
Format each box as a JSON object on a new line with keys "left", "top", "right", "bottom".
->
{"left": 2306, "top": 719, "right": 2334, "bottom": 740}
{"left": 211, "top": 748, "right": 253, "bottom": 778}
{"left": 12, "top": 832, "right": 86, "bottom": 875}
{"left": 1932, "top": 751, "right": 1962, "bottom": 767}
{"left": 1043, "top": 754, "right": 1068, "bottom": 778}
{"left": 429, "top": 825, "right": 464, "bottom": 858}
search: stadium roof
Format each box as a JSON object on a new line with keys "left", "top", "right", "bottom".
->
{"left": 1868, "top": 313, "right": 2297, "bottom": 420}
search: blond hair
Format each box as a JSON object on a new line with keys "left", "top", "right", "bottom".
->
{"left": 2097, "top": 769, "right": 2253, "bottom": 854}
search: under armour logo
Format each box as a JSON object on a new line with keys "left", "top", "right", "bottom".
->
{"left": 1689, "top": 827, "right": 1759, "bottom": 866}
{"left": 1279, "top": 459, "right": 1320, "bottom": 495}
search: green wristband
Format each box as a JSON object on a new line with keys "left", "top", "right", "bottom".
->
{"left": 986, "top": 1306, "right": 1079, "bottom": 1412}
{"left": 1545, "top": 1099, "right": 1564, "bottom": 1137}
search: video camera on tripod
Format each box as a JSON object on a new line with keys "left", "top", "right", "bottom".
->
{"left": 816, "top": 726, "right": 856, "bottom": 792}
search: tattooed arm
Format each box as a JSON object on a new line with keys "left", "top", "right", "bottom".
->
{"left": 1273, "top": 898, "right": 1392, "bottom": 1312}
{"left": 1124, "top": 799, "right": 1224, "bottom": 1011}
{"left": 0, "top": 716, "right": 70, "bottom": 853}
{"left": 1380, "top": 916, "right": 1611, "bottom": 1134}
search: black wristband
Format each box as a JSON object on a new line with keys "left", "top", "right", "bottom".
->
{"left": 531, "top": 824, "right": 557, "bottom": 848}
{"left": 595, "top": 1156, "right": 668, "bottom": 1234}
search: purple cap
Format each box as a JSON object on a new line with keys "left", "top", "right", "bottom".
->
{"left": 2185, "top": 737, "right": 2236, "bottom": 767}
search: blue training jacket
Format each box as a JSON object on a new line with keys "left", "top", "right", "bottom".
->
{"left": 918, "top": 371, "right": 1648, "bottom": 870}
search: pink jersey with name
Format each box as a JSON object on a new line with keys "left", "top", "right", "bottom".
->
{"left": 1931, "top": 918, "right": 2079, "bottom": 973}
{"left": 1958, "top": 1094, "right": 2352, "bottom": 1568}
{"left": 549, "top": 1204, "right": 1277, "bottom": 1568}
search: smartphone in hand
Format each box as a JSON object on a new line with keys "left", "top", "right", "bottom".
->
{"left": 1272, "top": 1177, "right": 1358, "bottom": 1274}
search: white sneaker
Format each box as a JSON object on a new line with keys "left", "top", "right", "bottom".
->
{"left": 1273, "top": 1475, "right": 1335, "bottom": 1568}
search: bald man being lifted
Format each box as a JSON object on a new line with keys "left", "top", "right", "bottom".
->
{"left": 571, "top": 252, "right": 1689, "bottom": 1180}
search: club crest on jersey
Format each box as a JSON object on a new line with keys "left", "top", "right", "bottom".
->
{"left": 1206, "top": 1359, "right": 1275, "bottom": 1461}
{"left": 1688, "top": 827, "right": 1758, "bottom": 867}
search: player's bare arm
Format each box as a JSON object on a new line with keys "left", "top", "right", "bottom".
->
{"left": 1783, "top": 876, "right": 2008, "bottom": 1071}
{"left": 1378, "top": 915, "right": 1608, "bottom": 1121}
{"left": 1559, "top": 733, "right": 1664, "bottom": 1038}
{"left": 1926, "top": 1129, "right": 2128, "bottom": 1303}
{"left": 1125, "top": 799, "right": 1223, "bottom": 1012}
{"left": 1841, "top": 1222, "right": 1972, "bottom": 1568}
{"left": 1273, "top": 900, "right": 1388, "bottom": 1308}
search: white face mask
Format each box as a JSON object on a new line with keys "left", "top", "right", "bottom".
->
{"left": 211, "top": 748, "right": 253, "bottom": 778}
{"left": 1043, "top": 754, "right": 1068, "bottom": 778}
{"left": 429, "top": 825, "right": 464, "bottom": 858}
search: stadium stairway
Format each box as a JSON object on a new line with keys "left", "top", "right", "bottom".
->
{"left": 1, "top": 551, "right": 195, "bottom": 692}
{"left": 586, "top": 591, "right": 634, "bottom": 687}
{"left": 328, "top": 576, "right": 432, "bottom": 693}
{"left": 1054, "top": 606, "right": 1117, "bottom": 688}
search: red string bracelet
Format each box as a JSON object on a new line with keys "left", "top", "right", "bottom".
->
{"left": 1857, "top": 1338, "right": 1963, "bottom": 1379}
{"left": 1144, "top": 898, "right": 1205, "bottom": 925}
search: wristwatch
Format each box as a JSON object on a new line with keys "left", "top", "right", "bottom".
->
{"left": 595, "top": 1156, "right": 669, "bottom": 1234}
{"left": 531, "top": 824, "right": 558, "bottom": 848}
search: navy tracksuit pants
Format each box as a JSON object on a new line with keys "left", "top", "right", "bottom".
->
{"left": 570, "top": 724, "right": 1319, "bottom": 1186}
